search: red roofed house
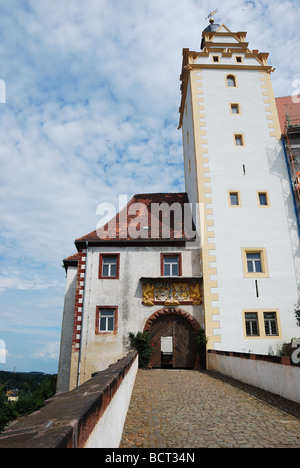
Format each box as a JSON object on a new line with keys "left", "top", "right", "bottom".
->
{"left": 57, "top": 193, "right": 203, "bottom": 391}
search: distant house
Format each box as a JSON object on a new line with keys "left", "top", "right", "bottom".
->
{"left": 6, "top": 389, "right": 19, "bottom": 402}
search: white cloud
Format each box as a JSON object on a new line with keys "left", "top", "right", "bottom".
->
{"left": 0, "top": 0, "right": 299, "bottom": 372}
{"left": 33, "top": 342, "right": 60, "bottom": 361}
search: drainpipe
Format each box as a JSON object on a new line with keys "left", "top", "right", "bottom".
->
{"left": 281, "top": 136, "right": 300, "bottom": 238}
{"left": 77, "top": 241, "right": 89, "bottom": 388}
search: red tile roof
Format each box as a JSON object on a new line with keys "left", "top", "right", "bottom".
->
{"left": 75, "top": 192, "right": 194, "bottom": 243}
{"left": 276, "top": 96, "right": 300, "bottom": 134}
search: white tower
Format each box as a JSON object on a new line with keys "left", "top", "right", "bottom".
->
{"left": 179, "top": 19, "right": 300, "bottom": 354}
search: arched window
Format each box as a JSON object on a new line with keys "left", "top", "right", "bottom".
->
{"left": 227, "top": 75, "right": 236, "bottom": 87}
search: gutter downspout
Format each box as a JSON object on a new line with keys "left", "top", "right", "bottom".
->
{"left": 77, "top": 241, "right": 89, "bottom": 388}
{"left": 282, "top": 135, "right": 300, "bottom": 238}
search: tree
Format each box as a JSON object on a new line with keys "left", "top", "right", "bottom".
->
{"left": 0, "top": 387, "right": 16, "bottom": 433}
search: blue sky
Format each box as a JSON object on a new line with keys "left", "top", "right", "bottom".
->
{"left": 0, "top": 0, "right": 299, "bottom": 374}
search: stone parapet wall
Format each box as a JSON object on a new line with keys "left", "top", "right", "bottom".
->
{"left": 0, "top": 351, "right": 138, "bottom": 449}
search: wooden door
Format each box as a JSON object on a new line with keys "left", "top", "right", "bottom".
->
{"left": 173, "top": 315, "right": 197, "bottom": 368}
{"left": 150, "top": 314, "right": 197, "bottom": 369}
{"left": 150, "top": 315, "right": 173, "bottom": 368}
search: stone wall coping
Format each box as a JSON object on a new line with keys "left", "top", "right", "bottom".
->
{"left": 208, "top": 349, "right": 299, "bottom": 367}
{"left": 0, "top": 351, "right": 138, "bottom": 449}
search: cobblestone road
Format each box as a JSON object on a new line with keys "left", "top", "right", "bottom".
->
{"left": 120, "top": 369, "right": 300, "bottom": 449}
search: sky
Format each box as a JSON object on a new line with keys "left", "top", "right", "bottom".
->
{"left": 0, "top": 0, "right": 299, "bottom": 375}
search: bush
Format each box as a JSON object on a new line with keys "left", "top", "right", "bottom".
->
{"left": 129, "top": 331, "right": 153, "bottom": 368}
{"left": 194, "top": 329, "right": 208, "bottom": 370}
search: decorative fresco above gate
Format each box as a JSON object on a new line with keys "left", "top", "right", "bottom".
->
{"left": 142, "top": 281, "right": 202, "bottom": 306}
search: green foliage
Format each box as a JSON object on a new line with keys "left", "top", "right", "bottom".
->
{"left": 129, "top": 331, "right": 153, "bottom": 368}
{"left": 194, "top": 329, "right": 208, "bottom": 370}
{"left": 0, "top": 387, "right": 17, "bottom": 433}
{"left": 0, "top": 372, "right": 57, "bottom": 433}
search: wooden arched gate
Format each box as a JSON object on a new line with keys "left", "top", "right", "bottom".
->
{"left": 144, "top": 309, "right": 200, "bottom": 369}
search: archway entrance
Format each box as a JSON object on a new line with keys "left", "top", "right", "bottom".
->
{"left": 144, "top": 308, "right": 200, "bottom": 369}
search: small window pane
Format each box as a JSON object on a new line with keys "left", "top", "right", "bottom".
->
{"left": 264, "top": 312, "right": 278, "bottom": 336}
{"left": 163, "top": 256, "right": 179, "bottom": 276}
{"left": 231, "top": 104, "right": 239, "bottom": 114}
{"left": 227, "top": 75, "right": 236, "bottom": 87}
{"left": 107, "top": 318, "right": 114, "bottom": 331}
{"left": 102, "top": 255, "right": 118, "bottom": 277}
{"left": 235, "top": 135, "right": 243, "bottom": 146}
{"left": 246, "top": 253, "right": 262, "bottom": 273}
{"left": 230, "top": 193, "right": 239, "bottom": 205}
{"left": 259, "top": 193, "right": 267, "bottom": 206}
{"left": 245, "top": 312, "right": 259, "bottom": 336}
{"left": 99, "top": 309, "right": 115, "bottom": 332}
{"left": 101, "top": 310, "right": 114, "bottom": 317}
{"left": 100, "top": 317, "right": 107, "bottom": 331}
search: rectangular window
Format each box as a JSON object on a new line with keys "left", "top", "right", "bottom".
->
{"left": 231, "top": 103, "right": 240, "bottom": 114}
{"left": 242, "top": 310, "right": 281, "bottom": 339}
{"left": 264, "top": 312, "right": 279, "bottom": 336}
{"left": 235, "top": 56, "right": 243, "bottom": 63}
{"left": 212, "top": 55, "right": 220, "bottom": 63}
{"left": 257, "top": 192, "right": 270, "bottom": 207}
{"left": 242, "top": 248, "right": 269, "bottom": 278}
{"left": 234, "top": 134, "right": 244, "bottom": 146}
{"left": 245, "top": 312, "right": 259, "bottom": 336}
{"left": 96, "top": 307, "right": 118, "bottom": 334}
{"left": 161, "top": 253, "right": 181, "bottom": 277}
{"left": 246, "top": 253, "right": 262, "bottom": 273}
{"left": 99, "top": 254, "right": 120, "bottom": 279}
{"left": 229, "top": 192, "right": 240, "bottom": 206}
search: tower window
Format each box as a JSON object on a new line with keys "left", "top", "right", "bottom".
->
{"left": 246, "top": 253, "right": 262, "bottom": 273}
{"left": 235, "top": 56, "right": 243, "bottom": 63}
{"left": 245, "top": 312, "right": 259, "bottom": 337}
{"left": 227, "top": 75, "right": 237, "bottom": 87}
{"left": 241, "top": 248, "right": 269, "bottom": 278}
{"left": 231, "top": 103, "right": 240, "bottom": 114}
{"left": 264, "top": 312, "right": 279, "bottom": 336}
{"left": 229, "top": 192, "right": 240, "bottom": 206}
{"left": 257, "top": 192, "right": 269, "bottom": 207}
{"left": 212, "top": 55, "right": 220, "bottom": 63}
{"left": 234, "top": 134, "right": 244, "bottom": 146}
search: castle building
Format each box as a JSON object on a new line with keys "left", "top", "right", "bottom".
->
{"left": 57, "top": 20, "right": 300, "bottom": 393}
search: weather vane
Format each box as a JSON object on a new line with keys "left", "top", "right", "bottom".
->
{"left": 205, "top": 9, "right": 219, "bottom": 21}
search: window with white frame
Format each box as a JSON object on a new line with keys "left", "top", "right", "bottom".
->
{"left": 246, "top": 252, "right": 262, "bottom": 273}
{"left": 96, "top": 307, "right": 117, "bottom": 333}
{"left": 245, "top": 312, "right": 259, "bottom": 336}
{"left": 264, "top": 312, "right": 279, "bottom": 336}
{"left": 99, "top": 254, "right": 119, "bottom": 278}
{"left": 162, "top": 254, "right": 181, "bottom": 276}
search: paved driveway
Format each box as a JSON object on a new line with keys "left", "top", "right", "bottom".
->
{"left": 120, "top": 369, "right": 300, "bottom": 448}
